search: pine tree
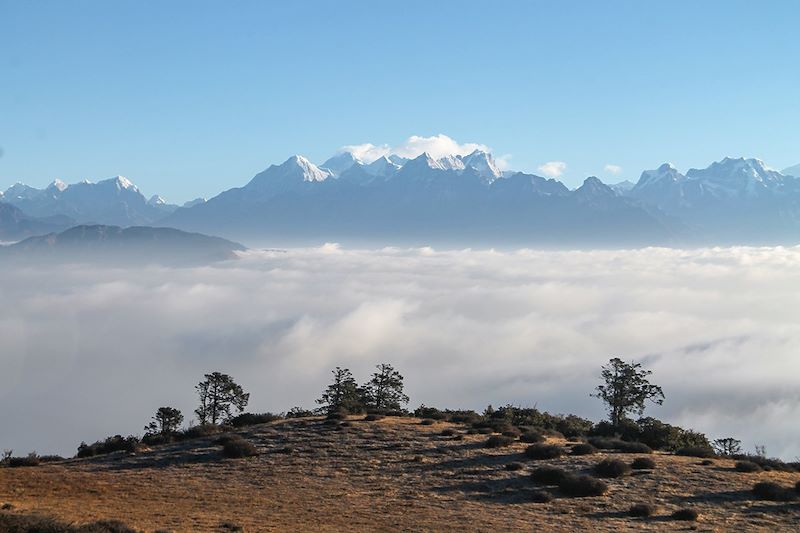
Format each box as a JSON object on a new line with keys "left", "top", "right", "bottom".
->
{"left": 317, "top": 367, "right": 363, "bottom": 414}
{"left": 591, "top": 358, "right": 664, "bottom": 426}
{"left": 145, "top": 406, "right": 184, "bottom": 437}
{"left": 362, "top": 363, "right": 409, "bottom": 411}
{"left": 195, "top": 372, "right": 249, "bottom": 425}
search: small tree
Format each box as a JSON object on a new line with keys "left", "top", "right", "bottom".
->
{"left": 362, "top": 363, "right": 409, "bottom": 411}
{"left": 712, "top": 437, "right": 742, "bottom": 456}
{"left": 195, "top": 372, "right": 250, "bottom": 425}
{"left": 317, "top": 367, "right": 363, "bottom": 414}
{"left": 145, "top": 407, "right": 184, "bottom": 437}
{"left": 592, "top": 357, "right": 664, "bottom": 427}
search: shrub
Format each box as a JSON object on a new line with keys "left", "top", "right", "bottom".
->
{"left": 501, "top": 428, "right": 522, "bottom": 438}
{"left": 675, "top": 446, "right": 715, "bottom": 458}
{"left": 364, "top": 414, "right": 385, "bottom": 422}
{"left": 700, "top": 459, "right": 714, "bottom": 466}
{"left": 558, "top": 474, "right": 608, "bottom": 497}
{"left": 228, "top": 412, "right": 281, "bottom": 427}
{"left": 587, "top": 437, "right": 651, "bottom": 454}
{"left": 0, "top": 513, "right": 137, "bottom": 532}
{"left": 631, "top": 457, "right": 656, "bottom": 470}
{"left": 5, "top": 453, "right": 40, "bottom": 468}
{"left": 505, "top": 462, "right": 524, "bottom": 471}
{"left": 628, "top": 503, "right": 655, "bottom": 517}
{"left": 529, "top": 490, "right": 554, "bottom": 503}
{"left": 285, "top": 406, "right": 315, "bottom": 418}
{"left": 524, "top": 444, "right": 563, "bottom": 460}
{"left": 77, "top": 435, "right": 140, "bottom": 458}
{"left": 570, "top": 443, "right": 596, "bottom": 456}
{"left": 796, "top": 480, "right": 800, "bottom": 493}
{"left": 420, "top": 418, "right": 437, "bottom": 426}
{"left": 752, "top": 481, "right": 797, "bottom": 501}
{"left": 178, "top": 424, "right": 222, "bottom": 440}
{"left": 486, "top": 435, "right": 515, "bottom": 448}
{"left": 530, "top": 466, "right": 568, "bottom": 485}
{"left": 730, "top": 454, "right": 796, "bottom": 473}
{"left": 671, "top": 508, "right": 699, "bottom": 521}
{"left": 594, "top": 458, "right": 631, "bottom": 478}
{"left": 735, "top": 460, "right": 762, "bottom": 473}
{"left": 555, "top": 415, "right": 594, "bottom": 439}
{"left": 221, "top": 437, "right": 258, "bottom": 459}
{"left": 414, "top": 405, "right": 448, "bottom": 420}
{"left": 446, "top": 410, "right": 481, "bottom": 424}
{"left": 519, "top": 431, "right": 545, "bottom": 444}
{"left": 440, "top": 428, "right": 457, "bottom": 436}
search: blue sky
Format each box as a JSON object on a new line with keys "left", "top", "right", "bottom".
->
{"left": 1, "top": 0, "right": 799, "bottom": 202}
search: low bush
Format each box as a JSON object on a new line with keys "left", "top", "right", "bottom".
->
{"left": 519, "top": 431, "right": 545, "bottom": 444}
{"left": 675, "top": 446, "right": 715, "bottom": 458}
{"left": 285, "top": 406, "right": 315, "bottom": 418}
{"left": 501, "top": 428, "right": 522, "bottom": 438}
{"left": 570, "top": 443, "right": 597, "bottom": 456}
{"left": 700, "top": 459, "right": 714, "bottom": 466}
{"left": 529, "top": 490, "right": 554, "bottom": 503}
{"left": 364, "top": 414, "right": 385, "bottom": 422}
{"left": 530, "top": 466, "right": 568, "bottom": 485}
{"left": 587, "top": 437, "right": 651, "bottom": 454}
{"left": 593, "top": 458, "right": 631, "bottom": 478}
{"left": 414, "top": 405, "right": 448, "bottom": 420}
{"left": 558, "top": 474, "right": 608, "bottom": 497}
{"left": 5, "top": 453, "right": 40, "bottom": 468}
{"left": 178, "top": 424, "right": 222, "bottom": 440}
{"left": 228, "top": 412, "right": 281, "bottom": 427}
{"left": 77, "top": 435, "right": 140, "bottom": 458}
{"left": 631, "top": 457, "right": 656, "bottom": 470}
{"left": 440, "top": 428, "right": 457, "bottom": 437}
{"left": 730, "top": 454, "right": 796, "bottom": 473}
{"left": 477, "top": 427, "right": 493, "bottom": 434}
{"left": 524, "top": 444, "right": 563, "bottom": 460}
{"left": 221, "top": 437, "right": 258, "bottom": 459}
{"left": 419, "top": 419, "right": 437, "bottom": 426}
{"left": 485, "top": 435, "right": 515, "bottom": 448}
{"left": 0, "top": 512, "right": 137, "bottom": 532}
{"left": 628, "top": 503, "right": 655, "bottom": 517}
{"left": 752, "top": 481, "right": 797, "bottom": 501}
{"left": 734, "top": 460, "right": 762, "bottom": 473}
{"left": 671, "top": 508, "right": 699, "bottom": 521}
{"left": 505, "top": 462, "right": 524, "bottom": 471}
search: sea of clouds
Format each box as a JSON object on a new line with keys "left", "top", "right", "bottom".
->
{"left": 2, "top": 245, "right": 799, "bottom": 458}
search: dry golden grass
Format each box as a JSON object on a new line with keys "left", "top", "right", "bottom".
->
{"left": 1, "top": 416, "right": 799, "bottom": 532}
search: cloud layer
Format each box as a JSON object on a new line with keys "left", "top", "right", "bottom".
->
{"left": 2, "top": 245, "right": 799, "bottom": 458}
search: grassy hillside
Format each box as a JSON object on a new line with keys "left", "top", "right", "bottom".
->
{"left": 2, "top": 415, "right": 799, "bottom": 532}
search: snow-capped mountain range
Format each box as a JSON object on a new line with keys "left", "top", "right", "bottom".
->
{"left": 3, "top": 150, "right": 800, "bottom": 245}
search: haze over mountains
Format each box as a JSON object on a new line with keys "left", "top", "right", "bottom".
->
{"left": 2, "top": 149, "right": 800, "bottom": 247}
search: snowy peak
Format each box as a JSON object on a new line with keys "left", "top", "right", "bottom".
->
{"left": 94, "top": 175, "right": 140, "bottom": 192}
{"left": 364, "top": 155, "right": 401, "bottom": 177}
{"left": 321, "top": 152, "right": 361, "bottom": 177}
{"left": 576, "top": 176, "right": 615, "bottom": 197}
{"left": 284, "top": 155, "right": 332, "bottom": 182}
{"left": 148, "top": 195, "right": 168, "bottom": 206}
{"left": 687, "top": 157, "right": 783, "bottom": 185}
{"left": 437, "top": 154, "right": 466, "bottom": 171}
{"left": 634, "top": 163, "right": 686, "bottom": 190}
{"left": 48, "top": 179, "right": 68, "bottom": 192}
{"left": 404, "top": 152, "right": 446, "bottom": 171}
{"left": 462, "top": 150, "right": 502, "bottom": 181}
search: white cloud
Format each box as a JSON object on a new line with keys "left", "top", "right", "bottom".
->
{"left": 538, "top": 161, "right": 567, "bottom": 178}
{"left": 2, "top": 245, "right": 800, "bottom": 459}
{"left": 339, "top": 134, "right": 493, "bottom": 164}
{"left": 604, "top": 164, "right": 623, "bottom": 176}
{"left": 339, "top": 143, "right": 391, "bottom": 163}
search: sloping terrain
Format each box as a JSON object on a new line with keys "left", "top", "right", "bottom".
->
{"left": 1, "top": 417, "right": 799, "bottom": 532}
